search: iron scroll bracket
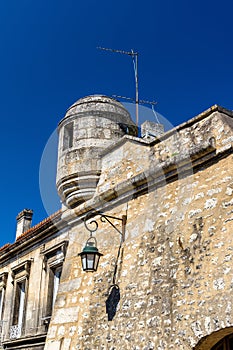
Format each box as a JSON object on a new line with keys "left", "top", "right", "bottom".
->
{"left": 83, "top": 211, "right": 126, "bottom": 243}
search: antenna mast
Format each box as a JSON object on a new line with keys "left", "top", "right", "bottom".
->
{"left": 97, "top": 47, "right": 139, "bottom": 127}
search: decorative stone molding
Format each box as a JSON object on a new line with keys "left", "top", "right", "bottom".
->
{"left": 0, "top": 273, "right": 8, "bottom": 289}
{"left": 42, "top": 241, "right": 68, "bottom": 270}
{"left": 11, "top": 260, "right": 31, "bottom": 282}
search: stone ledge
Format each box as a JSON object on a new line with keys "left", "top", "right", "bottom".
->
{"left": 62, "top": 138, "right": 221, "bottom": 226}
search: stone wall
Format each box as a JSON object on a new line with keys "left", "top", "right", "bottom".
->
{"left": 44, "top": 107, "right": 233, "bottom": 349}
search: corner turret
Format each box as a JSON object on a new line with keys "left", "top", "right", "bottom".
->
{"left": 56, "top": 95, "right": 136, "bottom": 208}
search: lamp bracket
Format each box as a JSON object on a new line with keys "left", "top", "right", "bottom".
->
{"left": 84, "top": 211, "right": 126, "bottom": 241}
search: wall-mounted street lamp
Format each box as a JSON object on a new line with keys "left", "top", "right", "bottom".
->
{"left": 78, "top": 212, "right": 127, "bottom": 273}
{"left": 78, "top": 236, "right": 103, "bottom": 272}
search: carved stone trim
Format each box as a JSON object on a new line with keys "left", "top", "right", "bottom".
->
{"left": 11, "top": 260, "right": 31, "bottom": 282}
{"left": 42, "top": 241, "right": 68, "bottom": 270}
{"left": 42, "top": 241, "right": 68, "bottom": 257}
{"left": 0, "top": 273, "right": 8, "bottom": 289}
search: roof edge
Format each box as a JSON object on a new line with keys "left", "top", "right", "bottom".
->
{"left": 0, "top": 210, "right": 62, "bottom": 258}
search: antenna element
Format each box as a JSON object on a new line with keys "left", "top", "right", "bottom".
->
{"left": 97, "top": 47, "right": 139, "bottom": 127}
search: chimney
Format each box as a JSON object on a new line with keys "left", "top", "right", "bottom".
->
{"left": 141, "top": 121, "right": 164, "bottom": 140}
{"left": 16, "top": 209, "right": 33, "bottom": 240}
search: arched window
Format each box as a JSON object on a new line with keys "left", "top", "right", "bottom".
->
{"left": 211, "top": 334, "right": 233, "bottom": 350}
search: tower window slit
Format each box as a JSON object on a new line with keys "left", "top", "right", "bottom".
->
{"left": 63, "top": 122, "right": 74, "bottom": 150}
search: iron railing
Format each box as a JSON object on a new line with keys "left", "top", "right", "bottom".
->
{"left": 9, "top": 325, "right": 22, "bottom": 339}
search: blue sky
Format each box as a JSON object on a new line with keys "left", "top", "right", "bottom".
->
{"left": 0, "top": 0, "right": 232, "bottom": 246}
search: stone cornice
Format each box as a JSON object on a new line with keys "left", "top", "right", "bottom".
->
{"left": 150, "top": 105, "right": 233, "bottom": 145}
{"left": 2, "top": 334, "right": 46, "bottom": 348}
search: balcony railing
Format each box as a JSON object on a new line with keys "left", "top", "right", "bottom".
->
{"left": 9, "top": 325, "right": 22, "bottom": 339}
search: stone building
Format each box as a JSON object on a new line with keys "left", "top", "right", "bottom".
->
{"left": 0, "top": 95, "right": 232, "bottom": 350}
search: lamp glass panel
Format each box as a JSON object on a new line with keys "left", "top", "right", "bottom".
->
{"left": 94, "top": 255, "right": 100, "bottom": 271}
{"left": 87, "top": 254, "right": 95, "bottom": 270}
{"left": 81, "top": 255, "right": 87, "bottom": 270}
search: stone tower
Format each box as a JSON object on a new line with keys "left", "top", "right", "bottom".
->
{"left": 56, "top": 95, "right": 136, "bottom": 208}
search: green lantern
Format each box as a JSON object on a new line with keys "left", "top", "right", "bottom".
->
{"left": 78, "top": 237, "right": 103, "bottom": 272}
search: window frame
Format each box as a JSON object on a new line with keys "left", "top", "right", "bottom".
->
{"left": 12, "top": 280, "right": 26, "bottom": 328}
{"left": 0, "top": 273, "right": 8, "bottom": 322}
{"left": 63, "top": 122, "right": 74, "bottom": 151}
{"left": 41, "top": 241, "right": 68, "bottom": 323}
{"left": 10, "top": 261, "right": 31, "bottom": 339}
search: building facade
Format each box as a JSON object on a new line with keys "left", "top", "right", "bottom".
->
{"left": 0, "top": 95, "right": 232, "bottom": 350}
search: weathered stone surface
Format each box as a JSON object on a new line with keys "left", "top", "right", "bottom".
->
{"left": 56, "top": 95, "right": 137, "bottom": 208}
{"left": 47, "top": 104, "right": 233, "bottom": 349}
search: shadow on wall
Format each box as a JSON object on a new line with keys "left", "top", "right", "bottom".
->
{"left": 105, "top": 285, "right": 120, "bottom": 321}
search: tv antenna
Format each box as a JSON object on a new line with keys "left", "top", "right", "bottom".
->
{"left": 112, "top": 94, "right": 159, "bottom": 123}
{"left": 97, "top": 47, "right": 139, "bottom": 127}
